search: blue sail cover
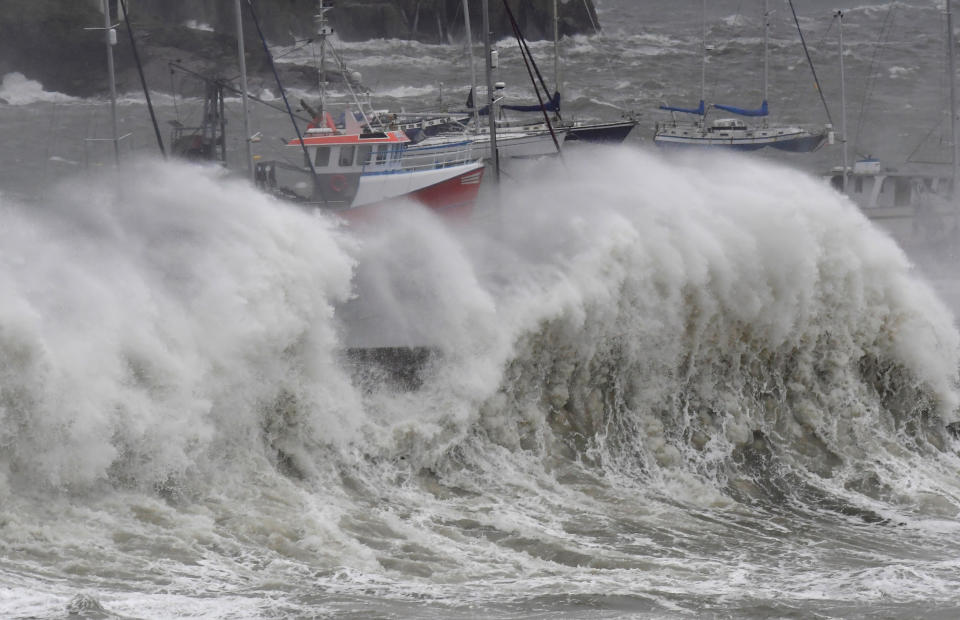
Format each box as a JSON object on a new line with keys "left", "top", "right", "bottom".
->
{"left": 713, "top": 100, "right": 769, "bottom": 117}
{"left": 659, "top": 100, "right": 705, "bottom": 116}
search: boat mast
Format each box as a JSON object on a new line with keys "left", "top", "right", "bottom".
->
{"left": 482, "top": 0, "right": 500, "bottom": 182}
{"left": 553, "top": 0, "right": 562, "bottom": 102}
{"left": 762, "top": 0, "right": 769, "bottom": 122}
{"left": 316, "top": 1, "right": 332, "bottom": 119}
{"left": 102, "top": 0, "right": 120, "bottom": 166}
{"left": 837, "top": 9, "right": 848, "bottom": 192}
{"left": 948, "top": 0, "right": 959, "bottom": 186}
{"left": 700, "top": 0, "right": 706, "bottom": 124}
{"left": 462, "top": 0, "right": 481, "bottom": 131}
{"left": 118, "top": 0, "right": 166, "bottom": 159}
{"left": 234, "top": 0, "right": 254, "bottom": 180}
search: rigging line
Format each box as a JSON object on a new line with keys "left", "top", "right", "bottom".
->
{"left": 814, "top": 14, "right": 838, "bottom": 51}
{"left": 514, "top": 0, "right": 560, "bottom": 117}
{"left": 502, "top": 0, "right": 564, "bottom": 156}
{"left": 244, "top": 0, "right": 318, "bottom": 180}
{"left": 907, "top": 116, "right": 946, "bottom": 164}
{"left": 853, "top": 4, "right": 896, "bottom": 155}
{"left": 787, "top": 0, "right": 833, "bottom": 126}
{"left": 168, "top": 63, "right": 312, "bottom": 123}
{"left": 324, "top": 43, "right": 383, "bottom": 130}
{"left": 582, "top": 0, "right": 600, "bottom": 35}
{"left": 169, "top": 67, "right": 179, "bottom": 122}
{"left": 118, "top": 0, "right": 165, "bottom": 159}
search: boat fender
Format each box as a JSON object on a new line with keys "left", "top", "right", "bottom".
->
{"left": 329, "top": 174, "right": 347, "bottom": 193}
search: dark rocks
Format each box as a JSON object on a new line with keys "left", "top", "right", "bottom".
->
{"left": 0, "top": 0, "right": 598, "bottom": 97}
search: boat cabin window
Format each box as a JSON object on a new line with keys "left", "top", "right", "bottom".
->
{"left": 357, "top": 144, "right": 372, "bottom": 166}
{"left": 314, "top": 146, "right": 331, "bottom": 167}
{"left": 375, "top": 145, "right": 388, "bottom": 164}
{"left": 339, "top": 145, "right": 356, "bottom": 167}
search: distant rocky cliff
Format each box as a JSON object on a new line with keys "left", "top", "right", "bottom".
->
{"left": 0, "top": 0, "right": 599, "bottom": 97}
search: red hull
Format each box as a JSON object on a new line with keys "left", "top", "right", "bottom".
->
{"left": 340, "top": 166, "right": 484, "bottom": 223}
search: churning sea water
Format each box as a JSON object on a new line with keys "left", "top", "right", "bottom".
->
{"left": 3, "top": 1, "right": 960, "bottom": 618}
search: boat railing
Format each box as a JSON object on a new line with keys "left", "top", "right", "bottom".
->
{"left": 362, "top": 141, "right": 478, "bottom": 174}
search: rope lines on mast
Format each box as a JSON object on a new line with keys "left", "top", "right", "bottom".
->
{"left": 852, "top": 4, "right": 897, "bottom": 158}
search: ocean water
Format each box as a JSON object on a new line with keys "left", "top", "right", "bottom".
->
{"left": 3, "top": 1, "right": 960, "bottom": 618}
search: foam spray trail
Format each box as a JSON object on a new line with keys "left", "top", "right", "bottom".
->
{"left": 336, "top": 146, "right": 960, "bottom": 613}
{"left": 2, "top": 147, "right": 960, "bottom": 618}
{"left": 0, "top": 159, "right": 366, "bottom": 493}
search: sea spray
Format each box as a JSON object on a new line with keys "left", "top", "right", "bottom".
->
{"left": 0, "top": 159, "right": 361, "bottom": 493}
{"left": 2, "top": 147, "right": 960, "bottom": 617}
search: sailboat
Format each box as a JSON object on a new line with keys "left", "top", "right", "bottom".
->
{"left": 654, "top": 0, "right": 826, "bottom": 152}
{"left": 548, "top": 0, "right": 637, "bottom": 144}
{"left": 436, "top": 0, "right": 636, "bottom": 145}
{"left": 244, "top": 0, "right": 484, "bottom": 220}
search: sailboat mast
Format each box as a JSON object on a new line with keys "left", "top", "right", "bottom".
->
{"left": 463, "top": 0, "right": 481, "bottom": 131}
{"left": 948, "top": 0, "right": 959, "bottom": 185}
{"left": 482, "top": 0, "right": 499, "bottom": 182}
{"left": 102, "top": 0, "right": 119, "bottom": 166}
{"left": 762, "top": 0, "right": 769, "bottom": 106}
{"left": 234, "top": 0, "right": 254, "bottom": 180}
{"left": 316, "top": 1, "right": 331, "bottom": 119}
{"left": 837, "top": 10, "right": 848, "bottom": 193}
{"left": 553, "top": 0, "right": 562, "bottom": 100}
{"left": 700, "top": 0, "right": 706, "bottom": 121}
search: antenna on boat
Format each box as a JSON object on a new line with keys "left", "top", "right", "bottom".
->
{"left": 836, "top": 10, "right": 848, "bottom": 192}
{"left": 482, "top": 0, "right": 500, "bottom": 183}
{"left": 234, "top": 0, "right": 254, "bottom": 180}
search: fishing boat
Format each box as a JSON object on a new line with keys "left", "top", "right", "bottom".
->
{"left": 654, "top": 0, "right": 826, "bottom": 152}
{"left": 825, "top": 6, "right": 960, "bottom": 256}
{"left": 254, "top": 116, "right": 483, "bottom": 220}
{"left": 240, "top": 1, "right": 484, "bottom": 220}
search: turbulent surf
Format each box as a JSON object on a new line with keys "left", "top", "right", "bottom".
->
{"left": 1, "top": 147, "right": 960, "bottom": 618}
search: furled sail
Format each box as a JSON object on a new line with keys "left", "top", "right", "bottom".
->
{"left": 713, "top": 100, "right": 769, "bottom": 117}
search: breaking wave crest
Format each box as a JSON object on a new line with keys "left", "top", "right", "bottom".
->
{"left": 2, "top": 147, "right": 960, "bottom": 617}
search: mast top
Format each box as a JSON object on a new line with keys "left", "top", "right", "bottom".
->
{"left": 314, "top": 1, "right": 333, "bottom": 36}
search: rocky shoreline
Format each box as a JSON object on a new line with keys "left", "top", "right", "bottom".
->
{"left": 0, "top": 0, "right": 599, "bottom": 98}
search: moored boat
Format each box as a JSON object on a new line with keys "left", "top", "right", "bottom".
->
{"left": 654, "top": 0, "right": 826, "bottom": 153}
{"left": 655, "top": 116, "right": 826, "bottom": 151}
{"left": 254, "top": 119, "right": 484, "bottom": 221}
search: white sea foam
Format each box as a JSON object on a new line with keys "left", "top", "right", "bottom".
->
{"left": 183, "top": 19, "right": 214, "bottom": 32}
{"left": 2, "top": 147, "right": 960, "bottom": 617}
{"left": 0, "top": 72, "right": 80, "bottom": 105}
